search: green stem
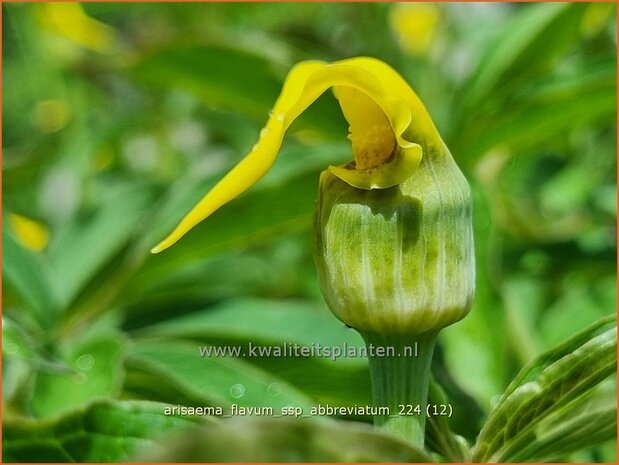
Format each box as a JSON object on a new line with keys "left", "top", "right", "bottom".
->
{"left": 361, "top": 330, "right": 438, "bottom": 448}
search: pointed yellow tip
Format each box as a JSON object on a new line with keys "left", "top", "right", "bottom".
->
{"left": 150, "top": 235, "right": 177, "bottom": 254}
{"left": 150, "top": 244, "right": 164, "bottom": 254}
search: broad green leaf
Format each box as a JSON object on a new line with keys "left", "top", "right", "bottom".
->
{"left": 131, "top": 299, "right": 371, "bottom": 408}
{"left": 130, "top": 44, "right": 346, "bottom": 137}
{"left": 3, "top": 400, "right": 202, "bottom": 463}
{"left": 2, "top": 227, "right": 59, "bottom": 328}
{"left": 244, "top": 355, "right": 372, "bottom": 409}
{"left": 118, "top": 232, "right": 325, "bottom": 328}
{"left": 31, "top": 330, "right": 127, "bottom": 418}
{"left": 138, "top": 416, "right": 433, "bottom": 462}
{"left": 134, "top": 298, "right": 364, "bottom": 363}
{"left": 473, "top": 316, "right": 617, "bottom": 462}
{"left": 120, "top": 238, "right": 319, "bottom": 312}
{"left": 130, "top": 173, "right": 317, "bottom": 292}
{"left": 131, "top": 44, "right": 283, "bottom": 121}
{"left": 127, "top": 339, "right": 315, "bottom": 411}
{"left": 507, "top": 380, "right": 617, "bottom": 462}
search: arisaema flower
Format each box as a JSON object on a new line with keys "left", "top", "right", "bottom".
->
{"left": 151, "top": 57, "right": 442, "bottom": 253}
{"left": 151, "top": 56, "right": 475, "bottom": 448}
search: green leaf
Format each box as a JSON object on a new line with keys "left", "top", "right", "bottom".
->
{"left": 452, "top": 4, "right": 616, "bottom": 163}
{"left": 501, "top": 275, "right": 546, "bottom": 363}
{"left": 462, "top": 2, "right": 589, "bottom": 114}
{"left": 129, "top": 143, "right": 350, "bottom": 291}
{"left": 2, "top": 227, "right": 59, "bottom": 328}
{"left": 461, "top": 75, "right": 616, "bottom": 160}
{"left": 2, "top": 317, "right": 39, "bottom": 410}
{"left": 131, "top": 44, "right": 283, "bottom": 121}
{"left": 539, "top": 274, "right": 616, "bottom": 348}
{"left": 138, "top": 416, "right": 433, "bottom": 462}
{"left": 134, "top": 298, "right": 363, "bottom": 363}
{"left": 130, "top": 44, "right": 345, "bottom": 137}
{"left": 425, "top": 380, "right": 471, "bottom": 462}
{"left": 3, "top": 316, "right": 41, "bottom": 364}
{"left": 502, "top": 315, "right": 616, "bottom": 399}
{"left": 3, "top": 400, "right": 202, "bottom": 463}
{"left": 507, "top": 380, "right": 617, "bottom": 462}
{"left": 131, "top": 298, "right": 372, "bottom": 408}
{"left": 46, "top": 180, "right": 155, "bottom": 309}
{"left": 249, "top": 355, "right": 372, "bottom": 409}
{"left": 31, "top": 330, "right": 127, "bottom": 418}
{"left": 473, "top": 316, "right": 617, "bottom": 462}
{"left": 127, "top": 339, "right": 316, "bottom": 411}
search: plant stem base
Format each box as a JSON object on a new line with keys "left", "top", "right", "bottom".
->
{"left": 361, "top": 330, "right": 438, "bottom": 448}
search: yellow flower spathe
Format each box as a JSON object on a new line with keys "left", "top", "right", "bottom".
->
{"left": 152, "top": 57, "right": 442, "bottom": 254}
{"left": 390, "top": 3, "right": 440, "bottom": 56}
{"left": 8, "top": 213, "right": 50, "bottom": 252}
{"left": 36, "top": 3, "right": 116, "bottom": 54}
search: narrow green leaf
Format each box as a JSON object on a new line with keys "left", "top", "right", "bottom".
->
{"left": 516, "top": 58, "right": 616, "bottom": 103}
{"left": 463, "top": 2, "right": 589, "bottom": 112}
{"left": 461, "top": 81, "right": 615, "bottom": 160}
{"left": 425, "top": 380, "right": 471, "bottom": 462}
{"left": 3, "top": 400, "right": 202, "bottom": 463}
{"left": 473, "top": 316, "right": 617, "bottom": 462}
{"left": 502, "top": 315, "right": 616, "bottom": 399}
{"left": 3, "top": 317, "right": 41, "bottom": 364}
{"left": 2, "top": 227, "right": 59, "bottom": 328}
{"left": 3, "top": 317, "right": 39, "bottom": 410}
{"left": 508, "top": 380, "right": 617, "bottom": 462}
{"left": 138, "top": 416, "right": 433, "bottom": 462}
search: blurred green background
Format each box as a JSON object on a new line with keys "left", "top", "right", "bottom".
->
{"left": 2, "top": 2, "right": 617, "bottom": 462}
